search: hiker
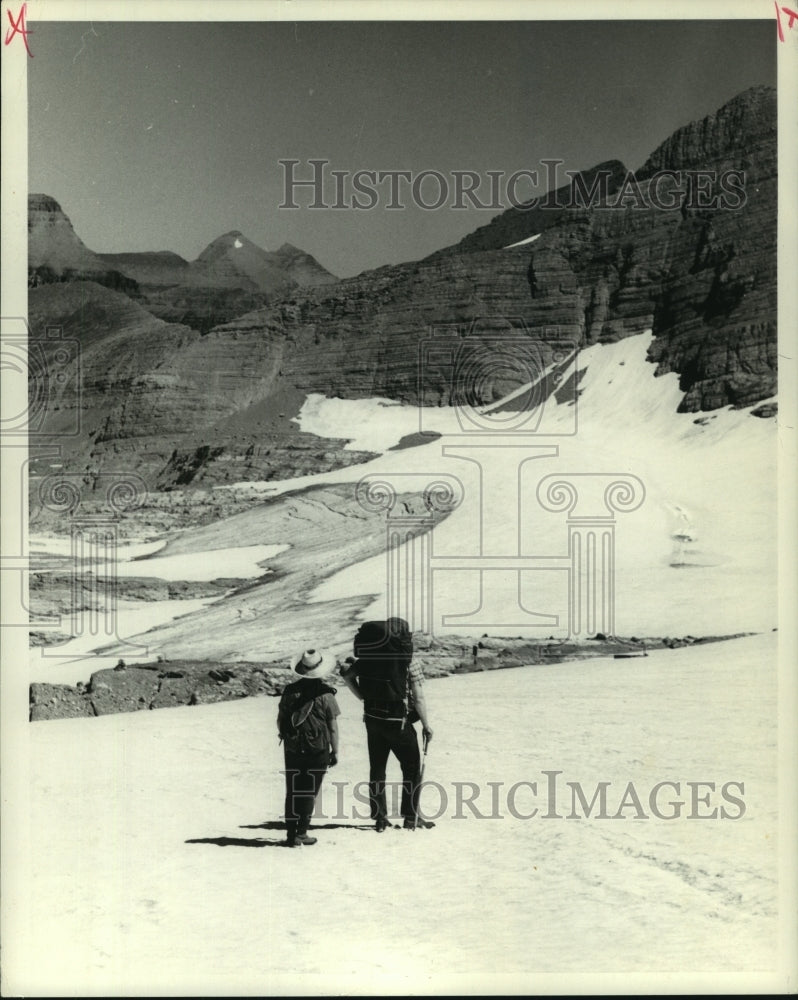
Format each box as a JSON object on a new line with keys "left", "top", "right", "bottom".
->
{"left": 278, "top": 648, "right": 340, "bottom": 847}
{"left": 341, "top": 617, "right": 434, "bottom": 831}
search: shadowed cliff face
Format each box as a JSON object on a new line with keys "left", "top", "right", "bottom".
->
{"left": 26, "top": 86, "right": 777, "bottom": 489}
{"left": 25, "top": 281, "right": 376, "bottom": 488}
{"left": 256, "top": 86, "right": 776, "bottom": 413}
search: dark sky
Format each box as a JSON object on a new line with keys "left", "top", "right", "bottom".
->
{"left": 28, "top": 19, "right": 775, "bottom": 277}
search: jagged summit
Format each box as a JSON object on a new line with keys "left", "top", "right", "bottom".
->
{"left": 269, "top": 241, "right": 338, "bottom": 286}
{"left": 28, "top": 193, "right": 64, "bottom": 214}
{"left": 637, "top": 84, "right": 776, "bottom": 179}
{"left": 194, "top": 231, "right": 337, "bottom": 287}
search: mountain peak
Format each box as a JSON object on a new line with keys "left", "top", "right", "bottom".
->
{"left": 636, "top": 85, "right": 776, "bottom": 179}
{"left": 29, "top": 193, "right": 65, "bottom": 214}
{"left": 28, "top": 192, "right": 138, "bottom": 290}
{"left": 196, "top": 231, "right": 263, "bottom": 262}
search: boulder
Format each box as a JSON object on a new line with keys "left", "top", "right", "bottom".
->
{"left": 30, "top": 683, "right": 94, "bottom": 721}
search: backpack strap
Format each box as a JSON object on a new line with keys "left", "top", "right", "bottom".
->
{"left": 290, "top": 700, "right": 314, "bottom": 731}
{"left": 278, "top": 681, "right": 337, "bottom": 743}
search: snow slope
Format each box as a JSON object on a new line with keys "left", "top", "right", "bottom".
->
{"left": 29, "top": 598, "right": 217, "bottom": 686}
{"left": 24, "top": 331, "right": 777, "bottom": 676}
{"left": 40, "top": 331, "right": 774, "bottom": 663}
{"left": 6, "top": 632, "right": 783, "bottom": 995}
{"left": 29, "top": 542, "right": 288, "bottom": 685}
{"left": 29, "top": 538, "right": 286, "bottom": 582}
{"left": 294, "top": 332, "right": 777, "bottom": 638}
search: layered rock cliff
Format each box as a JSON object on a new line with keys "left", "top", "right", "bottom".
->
{"left": 26, "top": 280, "right": 377, "bottom": 488}
{"left": 259, "top": 86, "right": 777, "bottom": 412}
{"left": 27, "top": 86, "right": 777, "bottom": 490}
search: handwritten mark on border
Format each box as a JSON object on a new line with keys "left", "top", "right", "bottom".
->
{"left": 775, "top": 1, "right": 798, "bottom": 41}
{"left": 4, "top": 3, "right": 32, "bottom": 57}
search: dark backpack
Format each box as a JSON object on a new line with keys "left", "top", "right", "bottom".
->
{"left": 278, "top": 679, "right": 336, "bottom": 753}
{"left": 353, "top": 618, "right": 417, "bottom": 721}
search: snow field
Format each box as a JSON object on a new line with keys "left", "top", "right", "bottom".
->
{"left": 9, "top": 632, "right": 780, "bottom": 995}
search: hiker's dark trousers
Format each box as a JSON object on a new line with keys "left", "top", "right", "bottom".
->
{"left": 283, "top": 748, "right": 329, "bottom": 837}
{"left": 365, "top": 716, "right": 421, "bottom": 822}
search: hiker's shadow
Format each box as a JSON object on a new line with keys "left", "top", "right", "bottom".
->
{"left": 241, "top": 820, "right": 375, "bottom": 832}
{"left": 186, "top": 834, "right": 288, "bottom": 848}
{"left": 186, "top": 820, "right": 374, "bottom": 849}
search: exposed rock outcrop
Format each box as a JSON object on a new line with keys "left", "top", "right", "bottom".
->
{"left": 29, "top": 632, "right": 755, "bottom": 721}
{"left": 29, "top": 661, "right": 288, "bottom": 720}
{"left": 28, "top": 194, "right": 137, "bottom": 292}
{"left": 28, "top": 572, "right": 248, "bottom": 619}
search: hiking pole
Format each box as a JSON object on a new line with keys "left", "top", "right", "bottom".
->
{"left": 413, "top": 730, "right": 430, "bottom": 830}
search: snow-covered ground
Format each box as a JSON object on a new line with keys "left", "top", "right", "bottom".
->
{"left": 8, "top": 330, "right": 790, "bottom": 994}
{"left": 29, "top": 597, "right": 218, "bottom": 686}
{"left": 5, "top": 632, "right": 786, "bottom": 994}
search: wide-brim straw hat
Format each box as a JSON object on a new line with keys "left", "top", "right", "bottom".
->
{"left": 289, "top": 648, "right": 335, "bottom": 680}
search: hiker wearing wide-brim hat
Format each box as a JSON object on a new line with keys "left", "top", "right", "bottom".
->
{"left": 290, "top": 648, "right": 336, "bottom": 680}
{"left": 278, "top": 648, "right": 341, "bottom": 847}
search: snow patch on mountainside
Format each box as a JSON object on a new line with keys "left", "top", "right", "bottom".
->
{"left": 503, "top": 232, "right": 542, "bottom": 248}
{"left": 295, "top": 333, "right": 776, "bottom": 637}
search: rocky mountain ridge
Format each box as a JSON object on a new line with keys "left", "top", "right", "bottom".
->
{"left": 30, "top": 198, "right": 337, "bottom": 333}
{"left": 260, "top": 85, "right": 776, "bottom": 413}
{"left": 27, "top": 86, "right": 777, "bottom": 491}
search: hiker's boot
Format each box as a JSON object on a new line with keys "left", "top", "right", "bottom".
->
{"left": 404, "top": 817, "right": 436, "bottom": 830}
{"left": 292, "top": 832, "right": 318, "bottom": 846}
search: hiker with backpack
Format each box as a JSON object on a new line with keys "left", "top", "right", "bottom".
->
{"left": 341, "top": 617, "right": 435, "bottom": 831}
{"left": 277, "top": 648, "right": 340, "bottom": 847}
